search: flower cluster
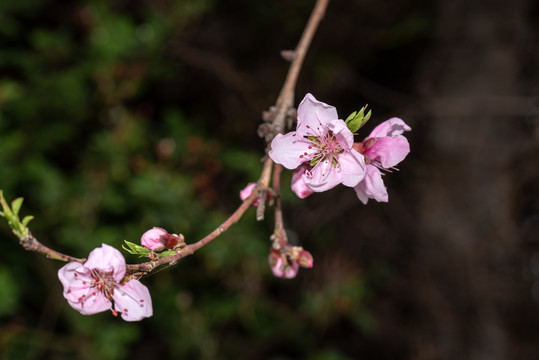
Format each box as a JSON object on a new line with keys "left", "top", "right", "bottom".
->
{"left": 269, "top": 93, "right": 411, "bottom": 203}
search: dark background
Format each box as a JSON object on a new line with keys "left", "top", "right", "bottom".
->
{"left": 1, "top": 0, "right": 538, "bottom": 359}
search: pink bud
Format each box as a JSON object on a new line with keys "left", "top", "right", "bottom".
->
{"left": 239, "top": 182, "right": 260, "bottom": 206}
{"left": 297, "top": 250, "right": 314, "bottom": 268}
{"left": 141, "top": 227, "right": 168, "bottom": 251}
{"left": 268, "top": 250, "right": 299, "bottom": 279}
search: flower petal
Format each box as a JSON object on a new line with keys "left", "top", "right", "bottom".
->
{"left": 296, "top": 93, "right": 338, "bottom": 137}
{"left": 291, "top": 166, "right": 314, "bottom": 199}
{"left": 58, "top": 262, "right": 111, "bottom": 315}
{"left": 367, "top": 136, "right": 410, "bottom": 168}
{"left": 84, "top": 244, "right": 127, "bottom": 282}
{"left": 113, "top": 280, "right": 153, "bottom": 321}
{"left": 328, "top": 119, "right": 354, "bottom": 149}
{"left": 303, "top": 159, "right": 342, "bottom": 192}
{"left": 269, "top": 132, "right": 315, "bottom": 169}
{"left": 354, "top": 165, "right": 388, "bottom": 204}
{"left": 368, "top": 117, "right": 411, "bottom": 138}
{"left": 338, "top": 149, "right": 366, "bottom": 187}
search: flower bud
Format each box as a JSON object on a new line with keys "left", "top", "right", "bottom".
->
{"left": 141, "top": 227, "right": 171, "bottom": 251}
{"left": 240, "top": 183, "right": 260, "bottom": 206}
{"left": 268, "top": 249, "right": 299, "bottom": 279}
{"left": 297, "top": 250, "right": 313, "bottom": 268}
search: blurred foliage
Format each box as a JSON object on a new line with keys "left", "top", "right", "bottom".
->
{"left": 0, "top": 0, "right": 435, "bottom": 359}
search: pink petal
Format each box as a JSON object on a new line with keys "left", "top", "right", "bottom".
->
{"left": 84, "top": 244, "right": 127, "bottom": 283}
{"left": 296, "top": 93, "right": 338, "bottom": 137}
{"left": 367, "top": 136, "right": 410, "bottom": 168}
{"left": 291, "top": 166, "right": 314, "bottom": 199}
{"left": 269, "top": 132, "right": 315, "bottom": 170}
{"left": 369, "top": 117, "right": 411, "bottom": 138}
{"left": 354, "top": 165, "right": 388, "bottom": 204}
{"left": 338, "top": 149, "right": 366, "bottom": 187}
{"left": 113, "top": 280, "right": 153, "bottom": 321}
{"left": 328, "top": 119, "right": 354, "bottom": 149}
{"left": 58, "top": 262, "right": 111, "bottom": 315}
{"left": 303, "top": 159, "right": 343, "bottom": 192}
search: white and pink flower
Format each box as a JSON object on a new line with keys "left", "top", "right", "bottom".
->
{"left": 269, "top": 93, "right": 366, "bottom": 193}
{"left": 58, "top": 244, "right": 152, "bottom": 321}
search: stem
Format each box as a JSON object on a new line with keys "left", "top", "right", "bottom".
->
{"left": 272, "top": 164, "right": 288, "bottom": 249}
{"left": 20, "top": 233, "right": 85, "bottom": 264}
{"left": 273, "top": 0, "right": 330, "bottom": 135}
{"left": 256, "top": 157, "right": 274, "bottom": 221}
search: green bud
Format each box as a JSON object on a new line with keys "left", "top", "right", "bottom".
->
{"left": 345, "top": 105, "right": 371, "bottom": 134}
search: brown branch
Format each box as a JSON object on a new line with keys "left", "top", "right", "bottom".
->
{"left": 20, "top": 233, "right": 85, "bottom": 264}
{"left": 125, "top": 184, "right": 259, "bottom": 275}
{"left": 264, "top": 0, "right": 330, "bottom": 141}
{"left": 276, "top": 0, "right": 329, "bottom": 117}
{"left": 271, "top": 164, "right": 288, "bottom": 249}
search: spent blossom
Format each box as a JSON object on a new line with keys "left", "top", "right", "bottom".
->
{"left": 353, "top": 118, "right": 411, "bottom": 203}
{"left": 269, "top": 93, "right": 366, "bottom": 192}
{"left": 58, "top": 244, "right": 152, "bottom": 321}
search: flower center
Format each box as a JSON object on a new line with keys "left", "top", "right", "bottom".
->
{"left": 67, "top": 269, "right": 146, "bottom": 316}
{"left": 308, "top": 131, "right": 343, "bottom": 167}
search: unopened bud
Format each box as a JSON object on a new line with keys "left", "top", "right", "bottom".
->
{"left": 141, "top": 227, "right": 168, "bottom": 251}
{"left": 141, "top": 227, "right": 184, "bottom": 251}
{"left": 297, "top": 250, "right": 314, "bottom": 268}
{"left": 268, "top": 249, "right": 299, "bottom": 279}
{"left": 240, "top": 183, "right": 260, "bottom": 206}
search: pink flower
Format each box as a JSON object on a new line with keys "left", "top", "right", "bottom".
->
{"left": 239, "top": 182, "right": 260, "bottom": 206}
{"left": 269, "top": 93, "right": 366, "bottom": 192}
{"left": 268, "top": 249, "right": 299, "bottom": 279}
{"left": 58, "top": 244, "right": 153, "bottom": 321}
{"left": 353, "top": 118, "right": 411, "bottom": 204}
{"left": 291, "top": 165, "right": 314, "bottom": 199}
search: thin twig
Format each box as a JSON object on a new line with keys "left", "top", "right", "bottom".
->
{"left": 273, "top": 0, "right": 330, "bottom": 135}
{"left": 126, "top": 186, "right": 259, "bottom": 274}
{"left": 272, "top": 164, "right": 288, "bottom": 249}
{"left": 20, "top": 233, "right": 85, "bottom": 264}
